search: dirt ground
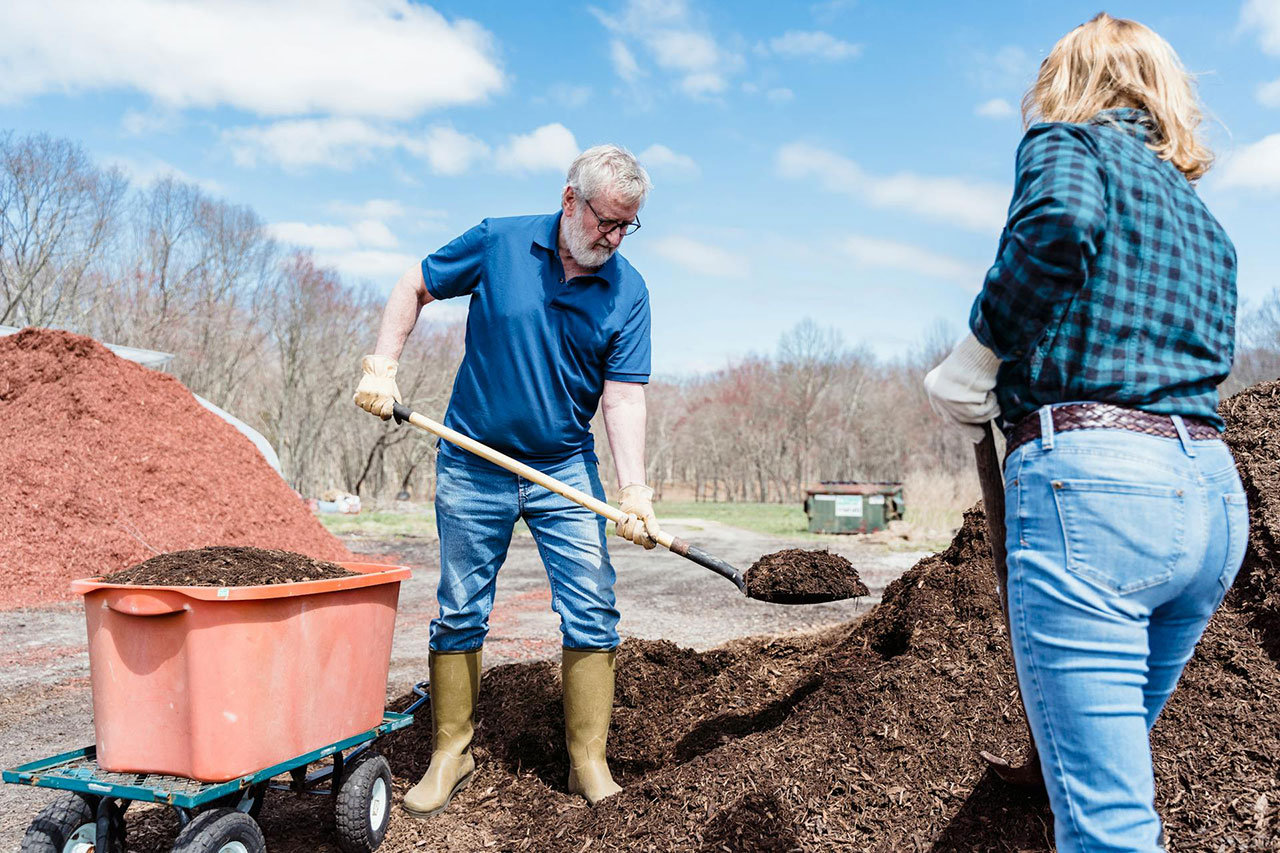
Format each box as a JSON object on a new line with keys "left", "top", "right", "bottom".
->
{"left": 0, "top": 517, "right": 923, "bottom": 849}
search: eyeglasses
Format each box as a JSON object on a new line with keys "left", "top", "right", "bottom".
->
{"left": 583, "top": 197, "right": 641, "bottom": 236}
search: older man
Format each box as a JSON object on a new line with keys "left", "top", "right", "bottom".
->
{"left": 354, "top": 145, "right": 662, "bottom": 815}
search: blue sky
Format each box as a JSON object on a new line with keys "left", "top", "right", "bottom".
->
{"left": 2, "top": 0, "right": 1278, "bottom": 376}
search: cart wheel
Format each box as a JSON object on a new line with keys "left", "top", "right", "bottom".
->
{"left": 171, "top": 808, "right": 264, "bottom": 853}
{"left": 20, "top": 793, "right": 124, "bottom": 853}
{"left": 335, "top": 750, "right": 393, "bottom": 853}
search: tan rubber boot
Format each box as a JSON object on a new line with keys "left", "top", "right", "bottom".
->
{"left": 403, "top": 649, "right": 481, "bottom": 818}
{"left": 563, "top": 648, "right": 623, "bottom": 806}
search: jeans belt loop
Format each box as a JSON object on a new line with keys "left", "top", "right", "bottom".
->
{"left": 1038, "top": 405, "right": 1055, "bottom": 451}
{"left": 1171, "top": 414, "right": 1196, "bottom": 457}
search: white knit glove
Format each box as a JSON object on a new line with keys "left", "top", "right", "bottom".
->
{"left": 353, "top": 355, "right": 403, "bottom": 421}
{"left": 923, "top": 333, "right": 1002, "bottom": 442}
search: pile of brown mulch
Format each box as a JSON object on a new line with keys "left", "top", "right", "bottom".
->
{"left": 745, "top": 548, "right": 870, "bottom": 603}
{"left": 1220, "top": 381, "right": 1280, "bottom": 655}
{"left": 98, "top": 546, "right": 356, "bottom": 587}
{"left": 0, "top": 328, "right": 351, "bottom": 607}
{"left": 119, "top": 381, "right": 1280, "bottom": 853}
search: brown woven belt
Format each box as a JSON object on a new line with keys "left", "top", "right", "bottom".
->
{"left": 1006, "top": 403, "right": 1219, "bottom": 455}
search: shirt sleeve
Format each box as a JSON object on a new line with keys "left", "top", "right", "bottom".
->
{"left": 605, "top": 289, "right": 651, "bottom": 383}
{"left": 970, "top": 123, "right": 1107, "bottom": 360}
{"left": 422, "top": 220, "right": 489, "bottom": 301}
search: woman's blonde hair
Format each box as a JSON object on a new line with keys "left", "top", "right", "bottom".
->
{"left": 1023, "top": 12, "right": 1213, "bottom": 180}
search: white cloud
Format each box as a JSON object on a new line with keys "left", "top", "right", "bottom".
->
{"left": 611, "top": 40, "right": 642, "bottom": 82}
{"left": 496, "top": 123, "right": 580, "bottom": 174}
{"left": 769, "top": 30, "right": 862, "bottom": 61}
{"left": 1217, "top": 134, "right": 1280, "bottom": 191}
{"left": 121, "top": 108, "right": 180, "bottom": 136}
{"left": 549, "top": 84, "right": 592, "bottom": 108}
{"left": 975, "top": 98, "right": 1016, "bottom": 119}
{"left": 593, "top": 1, "right": 742, "bottom": 99}
{"left": 225, "top": 118, "right": 489, "bottom": 175}
{"left": 269, "top": 220, "right": 397, "bottom": 251}
{"left": 225, "top": 118, "right": 398, "bottom": 170}
{"left": 639, "top": 144, "right": 699, "bottom": 175}
{"left": 105, "top": 154, "right": 224, "bottom": 195}
{"left": 680, "top": 72, "right": 729, "bottom": 97}
{"left": 1242, "top": 0, "right": 1280, "bottom": 54}
{"left": 776, "top": 142, "right": 1009, "bottom": 233}
{"left": 1259, "top": 78, "right": 1280, "bottom": 107}
{"left": 840, "top": 236, "right": 980, "bottom": 285}
{"left": 271, "top": 222, "right": 364, "bottom": 251}
{"left": 328, "top": 199, "right": 407, "bottom": 221}
{"left": 968, "top": 45, "right": 1034, "bottom": 92}
{"left": 767, "top": 87, "right": 796, "bottom": 103}
{"left": 316, "top": 250, "right": 418, "bottom": 282}
{"left": 652, "top": 235, "right": 749, "bottom": 278}
{"left": 0, "top": 0, "right": 503, "bottom": 119}
{"left": 405, "top": 126, "right": 490, "bottom": 176}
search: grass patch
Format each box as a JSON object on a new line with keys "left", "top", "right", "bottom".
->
{"left": 655, "top": 500, "right": 821, "bottom": 539}
{"left": 318, "top": 510, "right": 435, "bottom": 537}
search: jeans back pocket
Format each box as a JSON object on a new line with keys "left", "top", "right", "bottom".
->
{"left": 1052, "top": 479, "right": 1187, "bottom": 595}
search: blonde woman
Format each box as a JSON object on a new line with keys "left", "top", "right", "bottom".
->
{"left": 925, "top": 13, "right": 1246, "bottom": 851}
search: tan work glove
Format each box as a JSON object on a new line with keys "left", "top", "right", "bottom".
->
{"left": 353, "top": 355, "right": 402, "bottom": 421}
{"left": 923, "top": 333, "right": 1001, "bottom": 442}
{"left": 615, "top": 483, "right": 661, "bottom": 550}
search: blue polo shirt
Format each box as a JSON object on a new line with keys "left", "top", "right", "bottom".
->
{"left": 422, "top": 212, "right": 651, "bottom": 465}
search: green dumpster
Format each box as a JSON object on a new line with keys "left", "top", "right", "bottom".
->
{"left": 803, "top": 482, "right": 905, "bottom": 534}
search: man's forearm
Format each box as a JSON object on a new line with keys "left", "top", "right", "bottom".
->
{"left": 601, "top": 380, "right": 647, "bottom": 488}
{"left": 373, "top": 266, "right": 432, "bottom": 359}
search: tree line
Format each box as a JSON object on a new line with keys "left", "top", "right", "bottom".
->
{"left": 4, "top": 130, "right": 1277, "bottom": 503}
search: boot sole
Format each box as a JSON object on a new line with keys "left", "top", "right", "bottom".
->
{"left": 402, "top": 772, "right": 473, "bottom": 819}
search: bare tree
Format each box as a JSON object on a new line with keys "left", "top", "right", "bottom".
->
{"left": 0, "top": 133, "right": 126, "bottom": 327}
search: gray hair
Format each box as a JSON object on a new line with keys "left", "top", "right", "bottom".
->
{"left": 565, "top": 144, "right": 653, "bottom": 208}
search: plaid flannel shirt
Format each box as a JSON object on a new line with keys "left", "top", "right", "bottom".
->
{"left": 970, "top": 108, "right": 1237, "bottom": 431}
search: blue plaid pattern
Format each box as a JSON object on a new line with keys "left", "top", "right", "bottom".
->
{"left": 970, "top": 108, "right": 1237, "bottom": 431}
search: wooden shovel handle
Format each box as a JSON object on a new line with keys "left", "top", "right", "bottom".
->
{"left": 390, "top": 403, "right": 746, "bottom": 592}
{"left": 391, "top": 403, "right": 659, "bottom": 536}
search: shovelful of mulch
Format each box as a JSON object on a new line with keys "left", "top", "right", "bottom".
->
{"left": 744, "top": 548, "right": 870, "bottom": 603}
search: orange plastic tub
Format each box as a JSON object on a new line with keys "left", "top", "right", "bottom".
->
{"left": 70, "top": 562, "right": 412, "bottom": 782}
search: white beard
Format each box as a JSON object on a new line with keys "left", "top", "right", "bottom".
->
{"left": 564, "top": 208, "right": 616, "bottom": 268}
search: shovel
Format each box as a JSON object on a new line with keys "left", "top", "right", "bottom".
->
{"left": 973, "top": 420, "right": 1043, "bottom": 787}
{"left": 390, "top": 403, "right": 754, "bottom": 586}
{"left": 390, "top": 403, "right": 852, "bottom": 605}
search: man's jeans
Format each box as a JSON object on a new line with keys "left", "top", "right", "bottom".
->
{"left": 1004, "top": 412, "right": 1249, "bottom": 853}
{"left": 429, "top": 450, "right": 620, "bottom": 652}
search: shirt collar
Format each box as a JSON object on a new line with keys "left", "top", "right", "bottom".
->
{"left": 532, "top": 210, "right": 620, "bottom": 286}
{"left": 1089, "top": 108, "right": 1158, "bottom": 144}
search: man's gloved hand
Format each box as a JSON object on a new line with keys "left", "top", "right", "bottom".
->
{"left": 353, "top": 355, "right": 403, "bottom": 421}
{"left": 615, "top": 483, "right": 661, "bottom": 550}
{"left": 923, "top": 333, "right": 1002, "bottom": 442}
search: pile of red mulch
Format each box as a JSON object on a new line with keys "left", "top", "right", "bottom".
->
{"left": 120, "top": 382, "right": 1280, "bottom": 853}
{"left": 0, "top": 329, "right": 351, "bottom": 607}
{"left": 99, "top": 546, "right": 356, "bottom": 587}
{"left": 745, "top": 548, "right": 870, "bottom": 604}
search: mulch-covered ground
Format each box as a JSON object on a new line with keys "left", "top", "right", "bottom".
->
{"left": 111, "top": 380, "right": 1280, "bottom": 851}
{"left": 0, "top": 329, "right": 350, "bottom": 607}
{"left": 745, "top": 548, "right": 870, "bottom": 604}
{"left": 98, "top": 546, "right": 356, "bottom": 587}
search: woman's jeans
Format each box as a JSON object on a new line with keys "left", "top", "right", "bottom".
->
{"left": 1004, "top": 413, "right": 1248, "bottom": 853}
{"left": 429, "top": 449, "right": 620, "bottom": 652}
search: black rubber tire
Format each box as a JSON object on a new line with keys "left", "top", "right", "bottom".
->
{"left": 334, "top": 751, "right": 393, "bottom": 853}
{"left": 171, "top": 808, "right": 264, "bottom": 853}
{"left": 21, "top": 793, "right": 124, "bottom": 853}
